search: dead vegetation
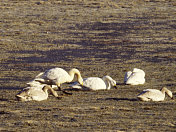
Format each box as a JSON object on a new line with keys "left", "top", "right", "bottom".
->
{"left": 0, "top": 0, "right": 176, "bottom": 131}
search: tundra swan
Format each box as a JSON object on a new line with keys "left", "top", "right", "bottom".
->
{"left": 124, "top": 68, "right": 145, "bottom": 85}
{"left": 35, "top": 68, "right": 83, "bottom": 94}
{"left": 137, "top": 87, "right": 173, "bottom": 101}
{"left": 70, "top": 75, "right": 116, "bottom": 90}
{"left": 16, "top": 85, "right": 59, "bottom": 101}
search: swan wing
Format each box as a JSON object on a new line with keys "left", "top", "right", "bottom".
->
{"left": 16, "top": 87, "right": 46, "bottom": 101}
{"left": 70, "top": 77, "right": 106, "bottom": 90}
{"left": 44, "top": 68, "right": 69, "bottom": 83}
{"left": 126, "top": 72, "right": 145, "bottom": 85}
{"left": 138, "top": 89, "right": 164, "bottom": 101}
{"left": 83, "top": 77, "right": 106, "bottom": 90}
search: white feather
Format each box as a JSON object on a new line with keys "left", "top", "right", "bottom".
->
{"left": 70, "top": 75, "right": 116, "bottom": 90}
{"left": 124, "top": 68, "right": 145, "bottom": 85}
{"left": 137, "top": 87, "right": 173, "bottom": 101}
{"left": 16, "top": 86, "right": 58, "bottom": 101}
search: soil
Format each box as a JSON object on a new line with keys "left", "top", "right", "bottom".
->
{"left": 0, "top": 0, "right": 176, "bottom": 131}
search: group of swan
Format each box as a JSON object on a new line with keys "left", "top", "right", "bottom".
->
{"left": 16, "top": 67, "right": 116, "bottom": 101}
{"left": 124, "top": 68, "right": 173, "bottom": 101}
{"left": 28, "top": 68, "right": 117, "bottom": 91}
{"left": 16, "top": 67, "right": 174, "bottom": 102}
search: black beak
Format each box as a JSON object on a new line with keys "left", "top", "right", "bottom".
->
{"left": 114, "top": 85, "right": 117, "bottom": 89}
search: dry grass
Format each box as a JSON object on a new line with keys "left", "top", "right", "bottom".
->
{"left": 0, "top": 0, "right": 176, "bottom": 131}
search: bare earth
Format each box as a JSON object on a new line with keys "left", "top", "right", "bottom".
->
{"left": 0, "top": 0, "right": 176, "bottom": 131}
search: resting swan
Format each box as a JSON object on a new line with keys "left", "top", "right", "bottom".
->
{"left": 137, "top": 87, "right": 173, "bottom": 101}
{"left": 124, "top": 68, "right": 145, "bottom": 85}
{"left": 16, "top": 85, "right": 59, "bottom": 101}
{"left": 70, "top": 75, "right": 116, "bottom": 90}
{"left": 35, "top": 68, "right": 84, "bottom": 94}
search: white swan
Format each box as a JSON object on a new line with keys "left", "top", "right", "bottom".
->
{"left": 16, "top": 85, "right": 59, "bottom": 101}
{"left": 124, "top": 68, "right": 145, "bottom": 85}
{"left": 35, "top": 68, "right": 84, "bottom": 93}
{"left": 137, "top": 87, "right": 173, "bottom": 101}
{"left": 70, "top": 75, "right": 116, "bottom": 90}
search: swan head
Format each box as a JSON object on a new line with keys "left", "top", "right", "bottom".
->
{"left": 78, "top": 77, "right": 84, "bottom": 86}
{"left": 16, "top": 87, "right": 32, "bottom": 101}
{"left": 161, "top": 87, "right": 173, "bottom": 99}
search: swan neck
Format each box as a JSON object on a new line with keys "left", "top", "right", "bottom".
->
{"left": 68, "top": 71, "right": 75, "bottom": 82}
{"left": 50, "top": 88, "right": 58, "bottom": 97}
{"left": 68, "top": 69, "right": 81, "bottom": 82}
{"left": 161, "top": 87, "right": 167, "bottom": 94}
{"left": 43, "top": 87, "right": 49, "bottom": 97}
{"left": 104, "top": 79, "right": 111, "bottom": 90}
{"left": 43, "top": 86, "right": 58, "bottom": 97}
{"left": 161, "top": 88, "right": 172, "bottom": 98}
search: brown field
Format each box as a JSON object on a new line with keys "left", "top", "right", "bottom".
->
{"left": 0, "top": 0, "right": 176, "bottom": 131}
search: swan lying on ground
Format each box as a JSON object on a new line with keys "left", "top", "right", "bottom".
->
{"left": 16, "top": 85, "right": 59, "bottom": 101}
{"left": 137, "top": 87, "right": 173, "bottom": 101}
{"left": 124, "top": 68, "right": 145, "bottom": 85}
{"left": 35, "top": 68, "right": 84, "bottom": 95}
{"left": 69, "top": 75, "right": 116, "bottom": 90}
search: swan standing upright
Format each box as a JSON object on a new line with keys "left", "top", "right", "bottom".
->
{"left": 124, "top": 68, "right": 145, "bottom": 85}
{"left": 137, "top": 87, "right": 173, "bottom": 101}
{"left": 16, "top": 85, "right": 59, "bottom": 101}
{"left": 36, "top": 68, "right": 83, "bottom": 94}
{"left": 70, "top": 75, "right": 116, "bottom": 90}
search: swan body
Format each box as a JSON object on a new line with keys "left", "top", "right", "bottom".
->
{"left": 16, "top": 85, "right": 59, "bottom": 101}
{"left": 70, "top": 75, "right": 116, "bottom": 90}
{"left": 124, "top": 68, "right": 145, "bottom": 85}
{"left": 137, "top": 87, "right": 173, "bottom": 101}
{"left": 36, "top": 68, "right": 83, "bottom": 89}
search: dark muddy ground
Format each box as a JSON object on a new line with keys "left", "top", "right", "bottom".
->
{"left": 0, "top": 0, "right": 176, "bottom": 131}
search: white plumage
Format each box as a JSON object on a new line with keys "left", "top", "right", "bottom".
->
{"left": 16, "top": 85, "right": 59, "bottom": 101}
{"left": 137, "top": 87, "right": 173, "bottom": 101}
{"left": 70, "top": 75, "right": 116, "bottom": 90}
{"left": 34, "top": 68, "right": 83, "bottom": 90}
{"left": 124, "top": 68, "right": 145, "bottom": 85}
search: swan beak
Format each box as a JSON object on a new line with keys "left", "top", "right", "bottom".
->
{"left": 114, "top": 84, "right": 117, "bottom": 89}
{"left": 171, "top": 97, "right": 174, "bottom": 100}
{"left": 81, "top": 82, "right": 84, "bottom": 86}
